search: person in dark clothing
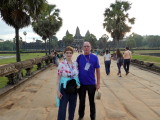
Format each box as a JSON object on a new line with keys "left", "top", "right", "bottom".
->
{"left": 76, "top": 42, "right": 100, "bottom": 120}
{"left": 123, "top": 47, "right": 132, "bottom": 75}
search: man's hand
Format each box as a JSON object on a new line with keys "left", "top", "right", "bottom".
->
{"left": 96, "top": 83, "right": 100, "bottom": 90}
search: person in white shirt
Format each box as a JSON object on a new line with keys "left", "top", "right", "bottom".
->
{"left": 104, "top": 50, "right": 111, "bottom": 75}
{"left": 123, "top": 47, "right": 132, "bottom": 75}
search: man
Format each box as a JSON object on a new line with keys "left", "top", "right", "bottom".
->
{"left": 123, "top": 47, "right": 132, "bottom": 75}
{"left": 76, "top": 42, "right": 100, "bottom": 120}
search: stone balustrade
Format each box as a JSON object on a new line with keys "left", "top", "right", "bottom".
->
{"left": 131, "top": 59, "right": 160, "bottom": 73}
{"left": 0, "top": 55, "right": 52, "bottom": 85}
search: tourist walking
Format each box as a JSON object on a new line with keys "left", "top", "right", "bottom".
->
{"left": 104, "top": 50, "right": 111, "bottom": 75}
{"left": 76, "top": 42, "right": 100, "bottom": 120}
{"left": 116, "top": 49, "right": 123, "bottom": 77}
{"left": 51, "top": 50, "right": 56, "bottom": 64}
{"left": 51, "top": 50, "right": 59, "bottom": 66}
{"left": 56, "top": 46, "right": 80, "bottom": 120}
{"left": 123, "top": 47, "right": 132, "bottom": 75}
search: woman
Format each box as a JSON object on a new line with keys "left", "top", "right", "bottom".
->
{"left": 104, "top": 50, "right": 111, "bottom": 75}
{"left": 57, "top": 46, "right": 80, "bottom": 120}
{"left": 116, "top": 49, "right": 123, "bottom": 77}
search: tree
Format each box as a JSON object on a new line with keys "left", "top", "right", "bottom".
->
{"left": 23, "top": 31, "right": 27, "bottom": 42}
{"left": 0, "top": 0, "right": 46, "bottom": 61}
{"left": 126, "top": 38, "right": 136, "bottom": 48}
{"left": 50, "top": 36, "right": 58, "bottom": 49}
{"left": 98, "top": 34, "right": 109, "bottom": 50}
{"left": 32, "top": 3, "right": 62, "bottom": 54}
{"left": 62, "top": 33, "right": 74, "bottom": 46}
{"left": 0, "top": 40, "right": 14, "bottom": 51}
{"left": 103, "top": 0, "right": 135, "bottom": 47}
{"left": 145, "top": 35, "right": 160, "bottom": 48}
{"left": 128, "top": 33, "right": 143, "bottom": 48}
{"left": 84, "top": 33, "right": 97, "bottom": 49}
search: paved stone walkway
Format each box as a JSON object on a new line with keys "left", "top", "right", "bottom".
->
{"left": 0, "top": 53, "right": 160, "bottom": 120}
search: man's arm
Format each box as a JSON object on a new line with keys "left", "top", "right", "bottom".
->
{"left": 96, "top": 68, "right": 100, "bottom": 90}
{"left": 130, "top": 51, "right": 132, "bottom": 59}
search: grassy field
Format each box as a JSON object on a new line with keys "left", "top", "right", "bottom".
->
{"left": 0, "top": 77, "right": 8, "bottom": 88}
{"left": 112, "top": 50, "right": 160, "bottom": 65}
{"left": 132, "top": 50, "right": 160, "bottom": 66}
{"left": 133, "top": 50, "right": 160, "bottom": 54}
{"left": 0, "top": 53, "right": 45, "bottom": 65}
{"left": 132, "top": 55, "right": 160, "bottom": 66}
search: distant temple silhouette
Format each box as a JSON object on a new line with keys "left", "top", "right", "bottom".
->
{"left": 66, "top": 26, "right": 90, "bottom": 49}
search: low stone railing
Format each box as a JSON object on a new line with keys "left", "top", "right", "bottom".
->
{"left": 0, "top": 55, "right": 52, "bottom": 85}
{"left": 131, "top": 59, "right": 160, "bottom": 73}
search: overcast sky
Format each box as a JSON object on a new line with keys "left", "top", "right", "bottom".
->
{"left": 0, "top": 0, "right": 160, "bottom": 42}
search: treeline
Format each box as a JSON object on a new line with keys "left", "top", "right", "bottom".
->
{"left": 87, "top": 33, "right": 160, "bottom": 49}
{"left": 0, "top": 33, "right": 160, "bottom": 51}
{"left": 97, "top": 33, "right": 160, "bottom": 50}
{"left": 0, "top": 41, "right": 16, "bottom": 51}
{"left": 123, "top": 33, "right": 160, "bottom": 48}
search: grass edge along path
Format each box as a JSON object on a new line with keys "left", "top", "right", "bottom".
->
{"left": 133, "top": 54, "right": 160, "bottom": 66}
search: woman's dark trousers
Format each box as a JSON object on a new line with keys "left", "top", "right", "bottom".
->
{"left": 117, "top": 63, "right": 122, "bottom": 74}
{"left": 57, "top": 86, "right": 77, "bottom": 120}
{"left": 78, "top": 85, "right": 96, "bottom": 120}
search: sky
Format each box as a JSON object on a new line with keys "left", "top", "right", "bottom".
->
{"left": 0, "top": 0, "right": 160, "bottom": 42}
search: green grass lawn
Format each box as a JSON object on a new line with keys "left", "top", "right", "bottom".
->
{"left": 133, "top": 50, "right": 160, "bottom": 54}
{"left": 0, "top": 77, "right": 8, "bottom": 88}
{"left": 132, "top": 55, "right": 160, "bottom": 66}
{"left": 132, "top": 50, "right": 160, "bottom": 66}
{"left": 0, "top": 53, "right": 45, "bottom": 65}
{"left": 111, "top": 50, "right": 160, "bottom": 65}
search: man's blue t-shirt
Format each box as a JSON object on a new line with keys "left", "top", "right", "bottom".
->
{"left": 76, "top": 53, "right": 100, "bottom": 85}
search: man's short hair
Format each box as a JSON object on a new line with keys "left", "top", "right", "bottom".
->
{"left": 106, "top": 50, "right": 109, "bottom": 53}
{"left": 126, "top": 47, "right": 129, "bottom": 50}
{"left": 83, "top": 41, "right": 91, "bottom": 46}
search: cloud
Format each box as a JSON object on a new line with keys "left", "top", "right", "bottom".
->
{"left": 1, "top": 0, "right": 160, "bottom": 42}
{"left": 0, "top": 19, "right": 41, "bottom": 42}
{"left": 0, "top": 20, "right": 15, "bottom": 35}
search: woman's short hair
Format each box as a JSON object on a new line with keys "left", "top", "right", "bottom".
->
{"left": 64, "top": 46, "right": 74, "bottom": 54}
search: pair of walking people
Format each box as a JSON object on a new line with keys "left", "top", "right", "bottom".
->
{"left": 104, "top": 47, "right": 132, "bottom": 77}
{"left": 56, "top": 42, "right": 100, "bottom": 120}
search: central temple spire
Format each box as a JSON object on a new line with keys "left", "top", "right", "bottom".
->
{"left": 74, "top": 26, "right": 82, "bottom": 39}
